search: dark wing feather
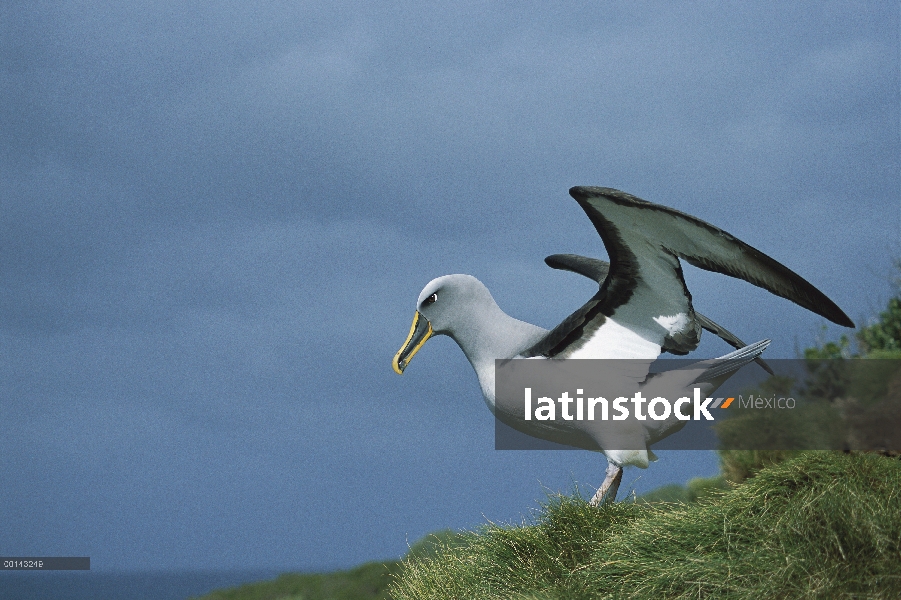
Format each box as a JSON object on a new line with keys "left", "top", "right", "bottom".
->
{"left": 544, "top": 254, "right": 610, "bottom": 283}
{"left": 695, "top": 313, "right": 775, "bottom": 375}
{"left": 525, "top": 187, "right": 852, "bottom": 360}
{"left": 545, "top": 252, "right": 697, "bottom": 354}
{"left": 524, "top": 209, "right": 650, "bottom": 358}
{"left": 545, "top": 253, "right": 775, "bottom": 374}
{"left": 571, "top": 187, "right": 854, "bottom": 327}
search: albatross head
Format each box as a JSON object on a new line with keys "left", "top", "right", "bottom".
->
{"left": 392, "top": 274, "right": 494, "bottom": 374}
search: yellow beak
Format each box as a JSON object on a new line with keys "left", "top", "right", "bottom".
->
{"left": 392, "top": 311, "right": 433, "bottom": 374}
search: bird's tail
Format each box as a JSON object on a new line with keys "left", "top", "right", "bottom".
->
{"left": 692, "top": 339, "right": 772, "bottom": 386}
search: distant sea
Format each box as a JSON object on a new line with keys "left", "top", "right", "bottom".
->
{"left": 0, "top": 570, "right": 282, "bottom": 600}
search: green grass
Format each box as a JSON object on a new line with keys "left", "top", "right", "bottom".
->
{"left": 189, "top": 562, "right": 400, "bottom": 600}
{"left": 392, "top": 452, "right": 901, "bottom": 600}
{"left": 190, "top": 530, "right": 467, "bottom": 600}
{"left": 634, "top": 475, "right": 728, "bottom": 504}
{"left": 193, "top": 453, "right": 900, "bottom": 600}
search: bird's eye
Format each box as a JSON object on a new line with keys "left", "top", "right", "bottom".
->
{"left": 423, "top": 293, "right": 438, "bottom": 306}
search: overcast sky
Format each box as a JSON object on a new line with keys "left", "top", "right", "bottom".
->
{"left": 1, "top": 2, "right": 898, "bottom": 573}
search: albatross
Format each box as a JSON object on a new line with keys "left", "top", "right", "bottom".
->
{"left": 392, "top": 187, "right": 854, "bottom": 504}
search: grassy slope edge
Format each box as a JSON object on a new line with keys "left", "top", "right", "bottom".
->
{"left": 189, "top": 562, "right": 400, "bottom": 600}
{"left": 392, "top": 452, "right": 901, "bottom": 600}
{"left": 189, "top": 529, "right": 465, "bottom": 600}
{"left": 191, "top": 453, "right": 900, "bottom": 600}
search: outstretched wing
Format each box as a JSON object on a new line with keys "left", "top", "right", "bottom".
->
{"left": 545, "top": 253, "right": 775, "bottom": 374}
{"left": 524, "top": 187, "right": 852, "bottom": 360}
{"left": 544, "top": 253, "right": 611, "bottom": 283}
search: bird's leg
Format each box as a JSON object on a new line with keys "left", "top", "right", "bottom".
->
{"left": 590, "top": 462, "right": 623, "bottom": 506}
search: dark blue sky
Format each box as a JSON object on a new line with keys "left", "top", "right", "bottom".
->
{"left": 1, "top": 2, "right": 898, "bottom": 572}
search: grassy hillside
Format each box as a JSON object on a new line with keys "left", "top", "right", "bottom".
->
{"left": 393, "top": 451, "right": 901, "bottom": 599}
{"left": 194, "top": 453, "right": 900, "bottom": 599}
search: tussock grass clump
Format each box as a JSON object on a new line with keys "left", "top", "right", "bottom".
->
{"left": 578, "top": 451, "right": 901, "bottom": 599}
{"left": 718, "top": 449, "right": 802, "bottom": 484}
{"left": 391, "top": 452, "right": 901, "bottom": 600}
{"left": 393, "top": 493, "right": 643, "bottom": 599}
{"left": 635, "top": 475, "right": 729, "bottom": 504}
